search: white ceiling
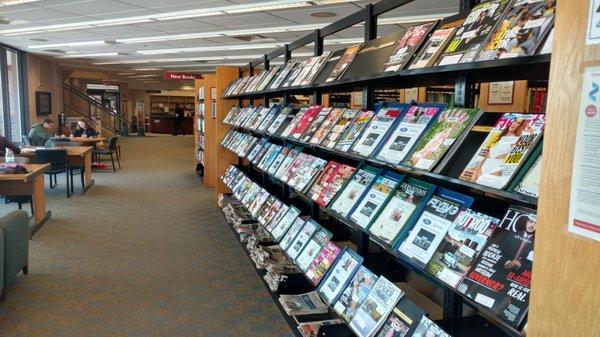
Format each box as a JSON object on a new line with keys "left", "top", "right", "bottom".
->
{"left": 0, "top": 0, "right": 459, "bottom": 82}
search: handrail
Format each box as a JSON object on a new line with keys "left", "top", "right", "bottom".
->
{"left": 62, "top": 82, "right": 130, "bottom": 128}
{"left": 63, "top": 103, "right": 118, "bottom": 135}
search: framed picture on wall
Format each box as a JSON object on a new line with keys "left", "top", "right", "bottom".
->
{"left": 487, "top": 81, "right": 515, "bottom": 105}
{"left": 36, "top": 91, "right": 52, "bottom": 115}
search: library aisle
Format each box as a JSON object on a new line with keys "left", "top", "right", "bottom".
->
{"left": 0, "top": 136, "right": 292, "bottom": 337}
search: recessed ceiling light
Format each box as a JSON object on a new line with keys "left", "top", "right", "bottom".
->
{"left": 57, "top": 52, "right": 119, "bottom": 59}
{"left": 310, "top": 11, "right": 336, "bottom": 18}
{"left": 0, "top": 0, "right": 42, "bottom": 6}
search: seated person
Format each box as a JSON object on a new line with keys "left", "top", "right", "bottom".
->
{"left": 0, "top": 135, "right": 21, "bottom": 156}
{"left": 28, "top": 118, "right": 55, "bottom": 146}
{"left": 71, "top": 120, "right": 98, "bottom": 138}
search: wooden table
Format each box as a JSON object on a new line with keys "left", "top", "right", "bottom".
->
{"left": 0, "top": 164, "right": 51, "bottom": 237}
{"left": 67, "top": 137, "right": 107, "bottom": 145}
{"left": 20, "top": 146, "right": 95, "bottom": 193}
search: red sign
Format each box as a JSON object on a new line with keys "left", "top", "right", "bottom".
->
{"left": 163, "top": 72, "right": 202, "bottom": 81}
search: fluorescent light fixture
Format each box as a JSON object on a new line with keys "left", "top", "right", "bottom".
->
{"left": 28, "top": 40, "right": 107, "bottom": 50}
{"left": 117, "top": 72, "right": 135, "bottom": 75}
{"left": 0, "top": 0, "right": 358, "bottom": 35}
{"left": 58, "top": 52, "right": 118, "bottom": 58}
{"left": 130, "top": 74, "right": 157, "bottom": 78}
{"left": 131, "top": 67, "right": 162, "bottom": 71}
{"left": 137, "top": 43, "right": 285, "bottom": 56}
{"left": 0, "top": 0, "right": 41, "bottom": 6}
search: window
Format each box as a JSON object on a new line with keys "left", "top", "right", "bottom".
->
{"left": 0, "top": 46, "right": 26, "bottom": 141}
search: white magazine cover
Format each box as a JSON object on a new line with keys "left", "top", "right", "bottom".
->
{"left": 351, "top": 108, "right": 403, "bottom": 157}
{"left": 317, "top": 249, "right": 362, "bottom": 305}
{"left": 330, "top": 168, "right": 377, "bottom": 218}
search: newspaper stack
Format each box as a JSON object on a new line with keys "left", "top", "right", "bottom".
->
{"left": 278, "top": 291, "right": 329, "bottom": 316}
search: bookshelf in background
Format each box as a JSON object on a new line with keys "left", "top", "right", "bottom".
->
{"left": 194, "top": 79, "right": 205, "bottom": 176}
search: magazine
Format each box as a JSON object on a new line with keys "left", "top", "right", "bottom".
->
{"left": 269, "top": 206, "right": 301, "bottom": 242}
{"left": 296, "top": 227, "right": 333, "bottom": 272}
{"left": 404, "top": 108, "right": 480, "bottom": 171}
{"left": 317, "top": 248, "right": 363, "bottom": 305}
{"left": 248, "top": 106, "right": 271, "bottom": 130}
{"left": 301, "top": 52, "right": 331, "bottom": 85}
{"left": 279, "top": 217, "right": 308, "bottom": 251}
{"left": 349, "top": 276, "right": 404, "bottom": 337}
{"left": 267, "top": 106, "right": 293, "bottom": 135}
{"left": 457, "top": 206, "right": 536, "bottom": 328}
{"left": 383, "top": 22, "right": 436, "bottom": 72}
{"left": 300, "top": 107, "right": 334, "bottom": 142}
{"left": 309, "top": 108, "right": 345, "bottom": 145}
{"left": 333, "top": 266, "right": 378, "bottom": 322}
{"left": 283, "top": 153, "right": 312, "bottom": 185}
{"left": 368, "top": 178, "right": 435, "bottom": 246}
{"left": 280, "top": 107, "right": 308, "bottom": 138}
{"left": 476, "top": 0, "right": 556, "bottom": 61}
{"left": 351, "top": 107, "right": 406, "bottom": 157}
{"left": 282, "top": 59, "right": 308, "bottom": 88}
{"left": 349, "top": 171, "right": 403, "bottom": 229}
{"left": 411, "top": 316, "right": 451, "bottom": 337}
{"left": 274, "top": 147, "right": 302, "bottom": 180}
{"left": 258, "top": 145, "right": 282, "bottom": 172}
{"left": 321, "top": 109, "right": 360, "bottom": 148}
{"left": 329, "top": 167, "right": 379, "bottom": 218}
{"left": 305, "top": 241, "right": 342, "bottom": 286}
{"left": 257, "top": 105, "right": 282, "bottom": 132}
{"left": 267, "top": 145, "right": 292, "bottom": 175}
{"left": 290, "top": 105, "right": 323, "bottom": 140}
{"left": 375, "top": 105, "right": 442, "bottom": 165}
{"left": 458, "top": 113, "right": 545, "bottom": 189}
{"left": 326, "top": 44, "right": 363, "bottom": 82}
{"left": 374, "top": 298, "right": 425, "bottom": 337}
{"left": 265, "top": 202, "right": 291, "bottom": 232}
{"left": 298, "top": 319, "right": 343, "bottom": 337}
{"left": 425, "top": 209, "right": 500, "bottom": 288}
{"left": 270, "top": 61, "right": 298, "bottom": 89}
{"left": 286, "top": 219, "right": 320, "bottom": 260}
{"left": 292, "top": 57, "right": 320, "bottom": 87}
{"left": 278, "top": 291, "right": 329, "bottom": 316}
{"left": 308, "top": 162, "right": 357, "bottom": 207}
{"left": 514, "top": 154, "right": 542, "bottom": 198}
{"left": 409, "top": 27, "right": 457, "bottom": 69}
{"left": 334, "top": 110, "right": 375, "bottom": 152}
{"left": 437, "top": 0, "right": 512, "bottom": 65}
{"left": 294, "top": 157, "right": 328, "bottom": 193}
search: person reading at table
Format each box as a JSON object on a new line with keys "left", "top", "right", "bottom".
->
{"left": 28, "top": 118, "right": 55, "bottom": 146}
{"left": 0, "top": 135, "right": 21, "bottom": 156}
{"left": 71, "top": 120, "right": 98, "bottom": 138}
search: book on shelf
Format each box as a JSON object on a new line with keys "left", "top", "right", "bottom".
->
{"left": 425, "top": 209, "right": 500, "bottom": 288}
{"left": 411, "top": 316, "right": 451, "bottom": 337}
{"left": 286, "top": 219, "right": 320, "bottom": 260}
{"left": 280, "top": 217, "right": 309, "bottom": 251}
{"left": 271, "top": 60, "right": 299, "bottom": 90}
{"left": 329, "top": 166, "right": 380, "bottom": 218}
{"left": 297, "top": 319, "right": 343, "bottom": 337}
{"left": 383, "top": 22, "right": 437, "bottom": 72}
{"left": 267, "top": 106, "right": 294, "bottom": 135}
{"left": 409, "top": 26, "right": 457, "bottom": 69}
{"left": 301, "top": 52, "right": 332, "bottom": 86}
{"left": 317, "top": 248, "right": 364, "bottom": 305}
{"left": 290, "top": 105, "right": 323, "bottom": 140}
{"left": 351, "top": 105, "right": 410, "bottom": 157}
{"left": 305, "top": 241, "right": 342, "bottom": 286}
{"left": 321, "top": 108, "right": 360, "bottom": 149}
{"left": 278, "top": 291, "right": 329, "bottom": 316}
{"left": 458, "top": 113, "right": 546, "bottom": 189}
{"left": 308, "top": 107, "right": 345, "bottom": 145}
{"left": 300, "top": 107, "right": 334, "bottom": 143}
{"left": 458, "top": 206, "right": 537, "bottom": 328}
{"left": 526, "top": 87, "right": 548, "bottom": 113}
{"left": 269, "top": 206, "right": 302, "bottom": 242}
{"left": 437, "top": 0, "right": 512, "bottom": 65}
{"left": 326, "top": 44, "right": 363, "bottom": 82}
{"left": 404, "top": 108, "right": 481, "bottom": 171}
{"left": 476, "top": 0, "right": 556, "bottom": 61}
{"left": 374, "top": 297, "right": 425, "bottom": 337}
{"left": 308, "top": 161, "right": 357, "bottom": 207}
{"left": 280, "top": 107, "right": 308, "bottom": 138}
{"left": 349, "top": 170, "right": 404, "bottom": 229}
{"left": 295, "top": 227, "right": 333, "bottom": 272}
{"left": 334, "top": 109, "right": 376, "bottom": 152}
{"left": 375, "top": 104, "right": 445, "bottom": 165}
{"left": 397, "top": 189, "right": 475, "bottom": 269}
{"left": 367, "top": 177, "right": 436, "bottom": 247}
{"left": 349, "top": 276, "right": 404, "bottom": 337}
{"left": 333, "top": 265, "right": 379, "bottom": 322}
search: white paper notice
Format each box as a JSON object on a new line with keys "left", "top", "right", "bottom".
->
{"left": 588, "top": 0, "right": 600, "bottom": 44}
{"left": 568, "top": 66, "right": 600, "bottom": 241}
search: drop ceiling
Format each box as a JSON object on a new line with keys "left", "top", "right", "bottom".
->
{"left": 0, "top": 0, "right": 459, "bottom": 82}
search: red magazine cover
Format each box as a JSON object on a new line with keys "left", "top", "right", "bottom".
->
{"left": 305, "top": 242, "right": 342, "bottom": 286}
{"left": 309, "top": 162, "right": 357, "bottom": 207}
{"left": 290, "top": 105, "right": 323, "bottom": 139}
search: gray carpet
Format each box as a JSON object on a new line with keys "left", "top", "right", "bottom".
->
{"left": 0, "top": 135, "right": 294, "bottom": 337}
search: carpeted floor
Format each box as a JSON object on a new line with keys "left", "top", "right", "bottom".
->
{"left": 0, "top": 135, "right": 294, "bottom": 337}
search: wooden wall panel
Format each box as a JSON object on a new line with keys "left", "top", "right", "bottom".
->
{"left": 203, "top": 74, "right": 216, "bottom": 188}
{"left": 529, "top": 1, "right": 600, "bottom": 336}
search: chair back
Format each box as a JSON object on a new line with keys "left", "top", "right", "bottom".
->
{"left": 21, "top": 135, "right": 31, "bottom": 146}
{"left": 0, "top": 156, "right": 30, "bottom": 164}
{"left": 108, "top": 136, "right": 119, "bottom": 151}
{"left": 35, "top": 149, "right": 68, "bottom": 171}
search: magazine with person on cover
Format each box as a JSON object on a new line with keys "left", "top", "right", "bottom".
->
{"left": 425, "top": 209, "right": 500, "bottom": 288}
{"left": 349, "top": 276, "right": 404, "bottom": 337}
{"left": 300, "top": 107, "right": 334, "bottom": 142}
{"left": 375, "top": 104, "right": 444, "bottom": 165}
{"left": 317, "top": 248, "right": 363, "bottom": 305}
{"left": 326, "top": 44, "right": 363, "bottom": 82}
{"left": 308, "top": 162, "right": 357, "bottom": 207}
{"left": 305, "top": 241, "right": 342, "bottom": 286}
{"left": 476, "top": 0, "right": 556, "bottom": 61}
{"left": 309, "top": 108, "right": 345, "bottom": 145}
{"left": 333, "top": 265, "right": 379, "bottom": 322}
{"left": 367, "top": 177, "right": 436, "bottom": 246}
{"left": 374, "top": 297, "right": 425, "bottom": 337}
{"left": 329, "top": 166, "right": 380, "bottom": 218}
{"left": 409, "top": 27, "right": 457, "bottom": 69}
{"left": 405, "top": 108, "right": 480, "bottom": 171}
{"left": 322, "top": 108, "right": 360, "bottom": 148}
{"left": 351, "top": 106, "right": 410, "bottom": 157}
{"left": 290, "top": 105, "right": 324, "bottom": 140}
{"left": 383, "top": 22, "right": 436, "bottom": 72}
{"left": 334, "top": 110, "right": 375, "bottom": 152}
{"left": 458, "top": 113, "right": 545, "bottom": 189}
{"left": 458, "top": 206, "right": 537, "bottom": 328}
{"left": 350, "top": 171, "right": 404, "bottom": 229}
{"left": 437, "top": 0, "right": 512, "bottom": 65}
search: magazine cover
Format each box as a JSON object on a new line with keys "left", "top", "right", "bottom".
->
{"left": 256, "top": 195, "right": 277, "bottom": 224}
{"left": 278, "top": 291, "right": 328, "bottom": 316}
{"left": 317, "top": 248, "right": 364, "bottom": 305}
{"left": 267, "top": 145, "right": 292, "bottom": 175}
{"left": 298, "top": 319, "right": 343, "bottom": 337}
{"left": 375, "top": 105, "right": 443, "bottom": 165}
{"left": 514, "top": 154, "right": 542, "bottom": 198}
{"left": 249, "top": 188, "right": 271, "bottom": 217}
{"left": 425, "top": 209, "right": 500, "bottom": 288}
{"left": 335, "top": 110, "right": 375, "bottom": 152}
{"left": 286, "top": 219, "right": 319, "bottom": 260}
{"left": 268, "top": 206, "right": 300, "bottom": 241}
{"left": 411, "top": 316, "right": 451, "bottom": 337}
{"left": 257, "top": 105, "right": 282, "bottom": 132}
{"left": 351, "top": 107, "right": 407, "bottom": 157}
{"left": 279, "top": 217, "right": 307, "bottom": 251}
{"left": 405, "top": 108, "right": 480, "bottom": 171}
{"left": 309, "top": 162, "right": 357, "bottom": 207}
{"left": 294, "top": 157, "right": 328, "bottom": 194}
{"left": 458, "top": 113, "right": 546, "bottom": 189}
{"left": 349, "top": 171, "right": 403, "bottom": 229}
{"left": 383, "top": 22, "right": 436, "bottom": 72}
{"left": 282, "top": 59, "right": 307, "bottom": 88}
{"left": 246, "top": 138, "right": 268, "bottom": 162}
{"left": 374, "top": 298, "right": 425, "bottom": 337}
{"left": 258, "top": 145, "right": 282, "bottom": 171}
{"left": 458, "top": 206, "right": 537, "bottom": 328}
{"left": 274, "top": 147, "right": 302, "bottom": 180}
{"left": 264, "top": 201, "right": 290, "bottom": 232}
{"left": 326, "top": 44, "right": 363, "bottom": 82}
{"left": 261, "top": 199, "right": 284, "bottom": 228}
{"left": 308, "top": 108, "right": 344, "bottom": 144}
{"left": 257, "top": 66, "right": 281, "bottom": 91}
{"left": 397, "top": 193, "right": 471, "bottom": 269}
{"left": 333, "top": 265, "right": 379, "bottom": 322}
{"left": 291, "top": 105, "right": 323, "bottom": 139}
{"left": 305, "top": 241, "right": 342, "bottom": 286}
{"left": 477, "top": 0, "right": 556, "bottom": 61}
{"left": 280, "top": 107, "right": 308, "bottom": 138}
{"left": 292, "top": 57, "right": 320, "bottom": 87}
{"left": 250, "top": 141, "right": 273, "bottom": 165}
{"left": 256, "top": 144, "right": 276, "bottom": 170}
{"left": 321, "top": 108, "right": 360, "bottom": 148}
{"left": 409, "top": 27, "right": 457, "bottom": 69}
{"left": 437, "top": 0, "right": 512, "bottom": 65}
{"left": 301, "top": 51, "right": 332, "bottom": 86}
{"left": 267, "top": 106, "right": 292, "bottom": 135}
{"left": 329, "top": 166, "right": 380, "bottom": 218}
{"left": 300, "top": 107, "right": 334, "bottom": 142}
{"left": 248, "top": 106, "right": 271, "bottom": 130}
{"left": 349, "top": 276, "right": 404, "bottom": 337}
{"left": 296, "top": 227, "right": 333, "bottom": 272}
{"left": 271, "top": 61, "right": 298, "bottom": 89}
{"left": 368, "top": 178, "right": 436, "bottom": 246}
{"left": 283, "top": 153, "right": 311, "bottom": 185}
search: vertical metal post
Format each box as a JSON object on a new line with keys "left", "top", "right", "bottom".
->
{"left": 357, "top": 231, "right": 370, "bottom": 256}
{"left": 460, "top": 0, "right": 478, "bottom": 13}
{"left": 284, "top": 44, "right": 291, "bottom": 62}
{"left": 263, "top": 55, "right": 269, "bottom": 106}
{"left": 313, "top": 29, "right": 323, "bottom": 106}
{"left": 249, "top": 65, "right": 254, "bottom": 106}
{"left": 443, "top": 289, "right": 462, "bottom": 336}
{"left": 362, "top": 4, "right": 377, "bottom": 110}
{"left": 454, "top": 75, "right": 474, "bottom": 108}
